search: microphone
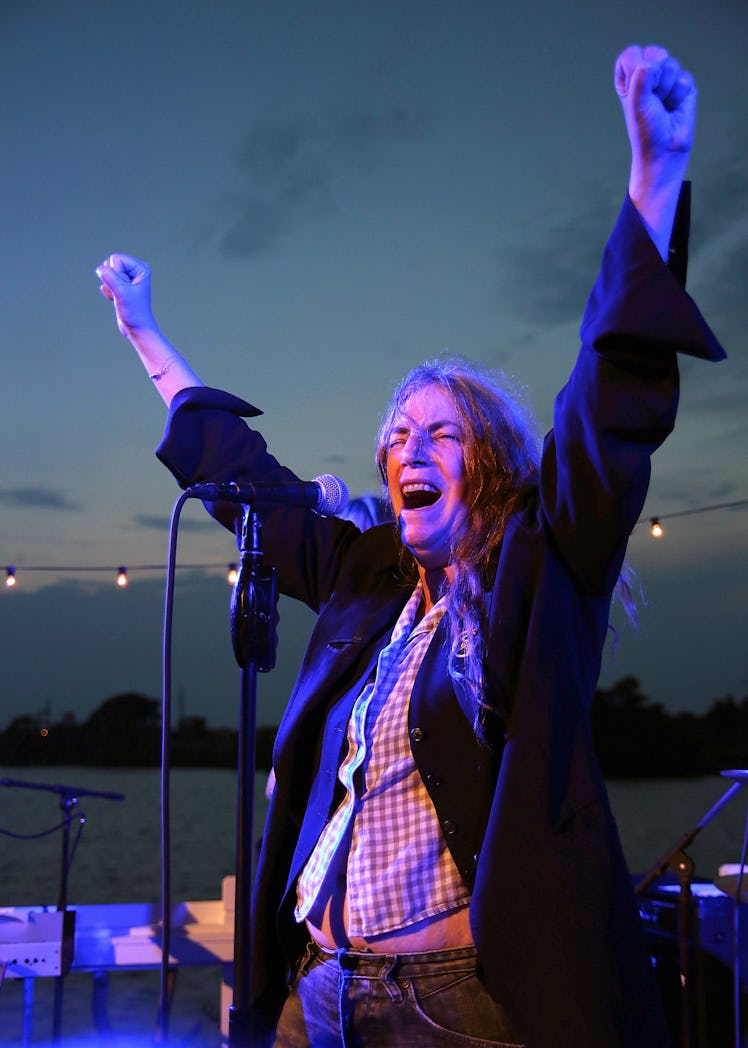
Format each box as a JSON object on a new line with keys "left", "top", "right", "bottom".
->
{"left": 186, "top": 474, "right": 349, "bottom": 516}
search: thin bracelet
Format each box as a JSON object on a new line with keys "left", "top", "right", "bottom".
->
{"left": 149, "top": 355, "right": 179, "bottom": 381}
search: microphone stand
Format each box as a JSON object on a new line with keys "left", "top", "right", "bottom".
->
{"left": 227, "top": 506, "right": 278, "bottom": 1048}
{"left": 635, "top": 772, "right": 748, "bottom": 1048}
{"left": 0, "top": 777, "right": 124, "bottom": 1043}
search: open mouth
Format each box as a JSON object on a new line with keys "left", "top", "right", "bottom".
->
{"left": 401, "top": 482, "right": 441, "bottom": 510}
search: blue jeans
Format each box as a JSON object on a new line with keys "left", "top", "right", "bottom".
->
{"left": 272, "top": 940, "right": 526, "bottom": 1047}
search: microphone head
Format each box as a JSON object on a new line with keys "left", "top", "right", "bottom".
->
{"left": 314, "top": 474, "right": 349, "bottom": 515}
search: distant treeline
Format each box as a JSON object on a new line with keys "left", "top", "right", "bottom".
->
{"left": 1, "top": 678, "right": 746, "bottom": 779}
{"left": 0, "top": 692, "right": 275, "bottom": 774}
{"left": 591, "top": 676, "right": 748, "bottom": 777}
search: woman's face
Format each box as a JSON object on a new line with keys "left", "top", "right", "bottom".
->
{"left": 385, "top": 384, "right": 470, "bottom": 571}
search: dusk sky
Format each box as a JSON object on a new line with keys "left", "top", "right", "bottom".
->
{"left": 1, "top": 1, "right": 746, "bottom": 732}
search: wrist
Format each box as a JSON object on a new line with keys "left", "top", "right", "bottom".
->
{"left": 121, "top": 315, "right": 161, "bottom": 340}
{"left": 629, "top": 149, "right": 689, "bottom": 198}
{"left": 628, "top": 157, "right": 689, "bottom": 261}
{"left": 124, "top": 324, "right": 176, "bottom": 372}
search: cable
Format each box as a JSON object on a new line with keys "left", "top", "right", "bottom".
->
{"left": 0, "top": 819, "right": 75, "bottom": 841}
{"left": 157, "top": 489, "right": 191, "bottom": 1043}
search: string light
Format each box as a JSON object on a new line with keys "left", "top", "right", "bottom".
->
{"left": 2, "top": 563, "right": 239, "bottom": 590}
{"left": 3, "top": 498, "right": 747, "bottom": 584}
{"left": 638, "top": 497, "right": 748, "bottom": 539}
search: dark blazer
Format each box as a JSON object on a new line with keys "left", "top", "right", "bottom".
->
{"left": 156, "top": 193, "right": 725, "bottom": 1046}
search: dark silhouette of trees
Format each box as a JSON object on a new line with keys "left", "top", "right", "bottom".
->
{"left": 592, "top": 676, "right": 671, "bottom": 776}
{"left": 82, "top": 692, "right": 161, "bottom": 766}
{"left": 0, "top": 692, "right": 278, "bottom": 770}
{"left": 591, "top": 677, "right": 748, "bottom": 778}
{"left": 1, "top": 679, "right": 747, "bottom": 776}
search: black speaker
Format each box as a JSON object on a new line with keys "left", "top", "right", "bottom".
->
{"left": 639, "top": 880, "right": 748, "bottom": 1047}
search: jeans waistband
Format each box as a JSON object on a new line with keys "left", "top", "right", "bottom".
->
{"left": 301, "top": 937, "right": 479, "bottom": 979}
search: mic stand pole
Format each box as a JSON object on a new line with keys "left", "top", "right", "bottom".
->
{"left": 635, "top": 774, "right": 747, "bottom": 1048}
{"left": 52, "top": 786, "right": 78, "bottom": 1045}
{"left": 228, "top": 506, "right": 278, "bottom": 1048}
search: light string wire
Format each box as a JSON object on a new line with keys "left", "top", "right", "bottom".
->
{"left": 2, "top": 561, "right": 239, "bottom": 588}
{"left": 639, "top": 496, "right": 748, "bottom": 535}
{"left": 3, "top": 497, "right": 748, "bottom": 586}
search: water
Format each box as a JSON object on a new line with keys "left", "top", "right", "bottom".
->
{"left": 0, "top": 767, "right": 268, "bottom": 1047}
{"left": 2, "top": 767, "right": 748, "bottom": 1045}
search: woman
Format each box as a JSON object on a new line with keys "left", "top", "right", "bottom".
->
{"left": 97, "top": 45, "right": 725, "bottom": 1047}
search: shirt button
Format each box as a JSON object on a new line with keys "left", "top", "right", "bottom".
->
{"left": 425, "top": 773, "right": 442, "bottom": 787}
{"left": 410, "top": 727, "right": 425, "bottom": 743}
{"left": 442, "top": 819, "right": 457, "bottom": 835}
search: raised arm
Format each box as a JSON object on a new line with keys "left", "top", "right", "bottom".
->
{"left": 615, "top": 44, "right": 697, "bottom": 260}
{"left": 96, "top": 253, "right": 204, "bottom": 406}
{"left": 540, "top": 46, "right": 725, "bottom": 596}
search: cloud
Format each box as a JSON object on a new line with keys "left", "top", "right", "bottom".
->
{"left": 490, "top": 187, "right": 619, "bottom": 326}
{"left": 688, "top": 141, "right": 748, "bottom": 337}
{"left": 0, "top": 574, "right": 315, "bottom": 728}
{"left": 214, "top": 103, "right": 431, "bottom": 257}
{"left": 682, "top": 367, "right": 748, "bottom": 420}
{"left": 132, "top": 513, "right": 219, "bottom": 533}
{"left": 492, "top": 137, "right": 748, "bottom": 336}
{"left": 695, "top": 232, "right": 748, "bottom": 345}
{"left": 692, "top": 145, "right": 748, "bottom": 235}
{"left": 0, "top": 487, "right": 79, "bottom": 511}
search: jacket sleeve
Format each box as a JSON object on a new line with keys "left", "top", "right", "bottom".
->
{"left": 155, "top": 385, "right": 359, "bottom": 611}
{"left": 539, "top": 189, "right": 726, "bottom": 595}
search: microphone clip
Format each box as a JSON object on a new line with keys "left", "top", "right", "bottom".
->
{"left": 230, "top": 508, "right": 279, "bottom": 671}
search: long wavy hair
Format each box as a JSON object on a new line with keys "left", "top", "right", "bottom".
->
{"left": 375, "top": 356, "right": 541, "bottom": 738}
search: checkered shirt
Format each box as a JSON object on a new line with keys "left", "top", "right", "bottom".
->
{"left": 295, "top": 584, "right": 471, "bottom": 936}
